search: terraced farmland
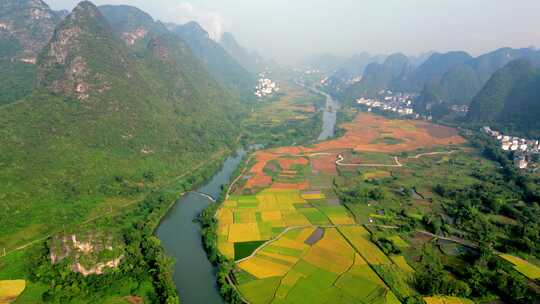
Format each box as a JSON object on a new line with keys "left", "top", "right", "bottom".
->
{"left": 216, "top": 112, "right": 470, "bottom": 303}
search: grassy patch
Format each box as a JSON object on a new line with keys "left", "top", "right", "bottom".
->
{"left": 371, "top": 136, "right": 405, "bottom": 145}
{"left": 234, "top": 241, "right": 267, "bottom": 261}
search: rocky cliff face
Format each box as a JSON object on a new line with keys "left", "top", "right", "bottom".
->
{"left": 98, "top": 4, "right": 168, "bottom": 50}
{"left": 36, "top": 1, "right": 132, "bottom": 101}
{"left": 0, "top": 0, "right": 59, "bottom": 62}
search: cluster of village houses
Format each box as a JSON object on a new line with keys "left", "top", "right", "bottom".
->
{"left": 254, "top": 74, "right": 279, "bottom": 98}
{"left": 483, "top": 126, "right": 540, "bottom": 169}
{"left": 356, "top": 91, "right": 415, "bottom": 116}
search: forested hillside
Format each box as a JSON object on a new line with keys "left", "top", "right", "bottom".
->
{"left": 415, "top": 48, "right": 540, "bottom": 116}
{"left": 0, "top": 1, "right": 242, "bottom": 252}
{"left": 467, "top": 59, "right": 540, "bottom": 136}
{"left": 171, "top": 21, "right": 256, "bottom": 101}
{"left": 0, "top": 0, "right": 60, "bottom": 104}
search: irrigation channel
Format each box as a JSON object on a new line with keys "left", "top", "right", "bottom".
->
{"left": 156, "top": 86, "right": 338, "bottom": 303}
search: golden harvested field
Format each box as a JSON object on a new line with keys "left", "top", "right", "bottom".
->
{"left": 338, "top": 226, "right": 392, "bottom": 265}
{"left": 302, "top": 228, "right": 355, "bottom": 274}
{"left": 424, "top": 296, "right": 475, "bottom": 304}
{"left": 0, "top": 280, "right": 26, "bottom": 304}
{"left": 228, "top": 223, "right": 262, "bottom": 243}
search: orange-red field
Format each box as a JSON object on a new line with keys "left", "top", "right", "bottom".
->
{"left": 241, "top": 113, "right": 465, "bottom": 192}
{"left": 310, "top": 113, "right": 465, "bottom": 153}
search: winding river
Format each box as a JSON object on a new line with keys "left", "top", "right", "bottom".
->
{"left": 156, "top": 84, "right": 338, "bottom": 304}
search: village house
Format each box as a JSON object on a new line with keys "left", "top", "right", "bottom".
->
{"left": 483, "top": 126, "right": 540, "bottom": 169}
{"left": 356, "top": 91, "right": 415, "bottom": 116}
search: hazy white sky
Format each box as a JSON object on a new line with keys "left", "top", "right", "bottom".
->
{"left": 48, "top": 0, "right": 540, "bottom": 64}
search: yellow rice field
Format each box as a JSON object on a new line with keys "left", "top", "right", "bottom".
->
{"left": 338, "top": 226, "right": 392, "bottom": 265}
{"left": 424, "top": 296, "right": 474, "bottom": 304}
{"left": 500, "top": 254, "right": 540, "bottom": 280}
{"left": 0, "top": 280, "right": 26, "bottom": 304}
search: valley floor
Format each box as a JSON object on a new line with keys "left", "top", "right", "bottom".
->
{"left": 215, "top": 111, "right": 540, "bottom": 303}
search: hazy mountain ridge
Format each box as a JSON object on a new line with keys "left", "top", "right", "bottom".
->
{"left": 342, "top": 53, "right": 412, "bottom": 100}
{"left": 171, "top": 21, "right": 256, "bottom": 101}
{"left": 220, "top": 32, "right": 266, "bottom": 73}
{"left": 415, "top": 48, "right": 540, "bottom": 116}
{"left": 323, "top": 52, "right": 385, "bottom": 92}
{"left": 98, "top": 4, "right": 168, "bottom": 52}
{"left": 467, "top": 58, "right": 540, "bottom": 135}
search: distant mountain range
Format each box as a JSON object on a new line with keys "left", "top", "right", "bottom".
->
{"left": 319, "top": 46, "right": 540, "bottom": 134}
{"left": 414, "top": 48, "right": 540, "bottom": 115}
{"left": 341, "top": 53, "right": 411, "bottom": 100}
{"left": 302, "top": 53, "right": 347, "bottom": 73}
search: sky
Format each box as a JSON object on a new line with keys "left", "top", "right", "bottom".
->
{"left": 48, "top": 0, "right": 540, "bottom": 65}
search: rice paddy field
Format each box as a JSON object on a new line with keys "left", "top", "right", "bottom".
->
{"left": 423, "top": 296, "right": 474, "bottom": 304}
{"left": 216, "top": 112, "right": 478, "bottom": 303}
{"left": 500, "top": 254, "right": 540, "bottom": 280}
{"left": 0, "top": 280, "right": 26, "bottom": 304}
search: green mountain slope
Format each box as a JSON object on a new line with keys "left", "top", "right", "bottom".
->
{"left": 171, "top": 21, "right": 256, "bottom": 101}
{"left": 415, "top": 48, "right": 540, "bottom": 116}
{"left": 467, "top": 59, "right": 540, "bottom": 135}
{"left": 0, "top": 1, "right": 241, "bottom": 251}
{"left": 407, "top": 51, "right": 472, "bottom": 90}
{"left": 0, "top": 0, "right": 60, "bottom": 105}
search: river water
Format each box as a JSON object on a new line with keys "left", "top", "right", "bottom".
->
{"left": 312, "top": 87, "right": 340, "bottom": 141}
{"left": 156, "top": 85, "right": 338, "bottom": 304}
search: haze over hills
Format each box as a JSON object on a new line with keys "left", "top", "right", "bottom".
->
{"left": 99, "top": 5, "right": 256, "bottom": 101}
{"left": 220, "top": 31, "right": 266, "bottom": 74}
{"left": 98, "top": 4, "right": 169, "bottom": 51}
{"left": 321, "top": 52, "right": 386, "bottom": 94}
{"left": 342, "top": 53, "right": 412, "bottom": 99}
{"left": 170, "top": 21, "right": 256, "bottom": 101}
